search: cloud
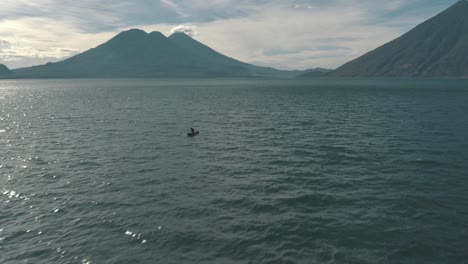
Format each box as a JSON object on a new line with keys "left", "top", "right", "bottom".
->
{"left": 170, "top": 25, "right": 199, "bottom": 36}
{"left": 0, "top": 15, "right": 116, "bottom": 68}
{"left": 160, "top": 0, "right": 189, "bottom": 18}
{"left": 160, "top": 3, "right": 412, "bottom": 69}
{"left": 0, "top": 40, "right": 12, "bottom": 48}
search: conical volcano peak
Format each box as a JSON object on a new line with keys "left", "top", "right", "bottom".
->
{"left": 149, "top": 31, "right": 164, "bottom": 36}
{"left": 118, "top": 28, "right": 147, "bottom": 36}
{"left": 108, "top": 28, "right": 149, "bottom": 44}
{"left": 103, "top": 29, "right": 148, "bottom": 46}
{"left": 168, "top": 32, "right": 193, "bottom": 39}
{"left": 170, "top": 32, "right": 187, "bottom": 35}
{"left": 3, "top": 27, "right": 301, "bottom": 78}
{"left": 149, "top": 31, "right": 168, "bottom": 41}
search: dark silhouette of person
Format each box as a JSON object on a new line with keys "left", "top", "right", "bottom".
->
{"left": 190, "top": 128, "right": 195, "bottom": 133}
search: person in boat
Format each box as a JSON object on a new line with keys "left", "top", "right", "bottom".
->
{"left": 190, "top": 128, "right": 195, "bottom": 134}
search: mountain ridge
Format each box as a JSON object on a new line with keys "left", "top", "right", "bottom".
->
{"left": 2, "top": 30, "right": 319, "bottom": 79}
{"left": 327, "top": 0, "right": 468, "bottom": 77}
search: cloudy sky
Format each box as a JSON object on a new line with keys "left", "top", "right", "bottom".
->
{"left": 0, "top": 0, "right": 458, "bottom": 70}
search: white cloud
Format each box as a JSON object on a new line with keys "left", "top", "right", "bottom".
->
{"left": 0, "top": 16, "right": 117, "bottom": 68}
{"left": 0, "top": 40, "right": 12, "bottom": 48}
{"left": 160, "top": 0, "right": 188, "bottom": 17}
{"left": 170, "top": 25, "right": 199, "bottom": 36}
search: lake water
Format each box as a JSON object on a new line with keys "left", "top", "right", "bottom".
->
{"left": 1, "top": 78, "right": 468, "bottom": 264}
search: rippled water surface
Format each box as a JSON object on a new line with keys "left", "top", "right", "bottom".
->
{"left": 1, "top": 78, "right": 468, "bottom": 264}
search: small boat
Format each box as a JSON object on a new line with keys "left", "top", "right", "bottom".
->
{"left": 187, "top": 131, "right": 199, "bottom": 137}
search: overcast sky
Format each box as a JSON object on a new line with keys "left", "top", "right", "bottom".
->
{"left": 0, "top": 0, "right": 458, "bottom": 70}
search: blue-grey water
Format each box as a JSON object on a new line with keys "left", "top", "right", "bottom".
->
{"left": 1, "top": 78, "right": 468, "bottom": 264}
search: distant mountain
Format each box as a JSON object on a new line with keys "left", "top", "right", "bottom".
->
{"left": 330, "top": 0, "right": 468, "bottom": 77}
{"left": 297, "top": 68, "right": 333, "bottom": 78}
{"left": 0, "top": 64, "right": 9, "bottom": 75}
{"left": 4, "top": 29, "right": 306, "bottom": 79}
